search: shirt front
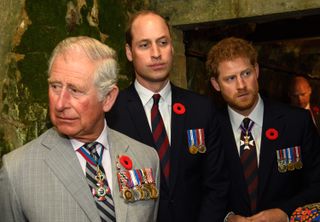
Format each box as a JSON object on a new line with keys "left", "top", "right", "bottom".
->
{"left": 228, "top": 95, "right": 264, "bottom": 165}
{"left": 134, "top": 79, "right": 172, "bottom": 144}
{"left": 70, "top": 119, "right": 113, "bottom": 191}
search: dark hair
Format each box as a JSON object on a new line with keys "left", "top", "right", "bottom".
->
{"left": 206, "top": 37, "right": 257, "bottom": 78}
{"left": 125, "top": 10, "right": 171, "bottom": 47}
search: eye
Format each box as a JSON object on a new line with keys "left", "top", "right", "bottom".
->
{"left": 68, "top": 87, "right": 84, "bottom": 97}
{"left": 225, "top": 76, "right": 236, "bottom": 82}
{"left": 158, "top": 38, "right": 168, "bottom": 46}
{"left": 138, "top": 42, "right": 149, "bottom": 49}
{"left": 49, "top": 83, "right": 62, "bottom": 92}
{"left": 241, "top": 69, "right": 252, "bottom": 78}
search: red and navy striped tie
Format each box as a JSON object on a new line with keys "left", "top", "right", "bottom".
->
{"left": 151, "top": 94, "right": 171, "bottom": 183}
{"left": 240, "top": 118, "right": 258, "bottom": 213}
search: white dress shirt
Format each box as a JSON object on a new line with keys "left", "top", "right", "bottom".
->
{"left": 70, "top": 119, "right": 113, "bottom": 191}
{"left": 134, "top": 80, "right": 172, "bottom": 144}
{"left": 228, "top": 95, "right": 264, "bottom": 165}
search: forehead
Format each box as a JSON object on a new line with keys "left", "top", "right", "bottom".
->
{"left": 131, "top": 14, "right": 170, "bottom": 41}
{"left": 49, "top": 49, "right": 95, "bottom": 82}
{"left": 218, "top": 57, "right": 251, "bottom": 72}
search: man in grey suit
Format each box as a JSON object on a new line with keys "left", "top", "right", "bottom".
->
{"left": 0, "top": 36, "right": 160, "bottom": 222}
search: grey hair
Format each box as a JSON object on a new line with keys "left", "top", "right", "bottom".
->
{"left": 48, "top": 36, "right": 118, "bottom": 101}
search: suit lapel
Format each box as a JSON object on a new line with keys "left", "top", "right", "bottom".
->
{"left": 107, "top": 128, "right": 130, "bottom": 222}
{"left": 42, "top": 129, "right": 100, "bottom": 222}
{"left": 258, "top": 100, "right": 286, "bottom": 203}
{"left": 126, "top": 85, "right": 155, "bottom": 147}
{"left": 169, "top": 85, "right": 186, "bottom": 192}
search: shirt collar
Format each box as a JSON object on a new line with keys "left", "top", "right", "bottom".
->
{"left": 228, "top": 94, "right": 264, "bottom": 130}
{"left": 70, "top": 119, "right": 109, "bottom": 151}
{"left": 134, "top": 79, "right": 171, "bottom": 106}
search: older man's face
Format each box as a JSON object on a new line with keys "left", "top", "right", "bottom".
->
{"left": 48, "top": 49, "right": 107, "bottom": 142}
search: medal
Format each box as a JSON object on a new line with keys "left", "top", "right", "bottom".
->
{"left": 198, "top": 144, "right": 206, "bottom": 153}
{"left": 187, "top": 129, "right": 198, "bottom": 154}
{"left": 276, "top": 149, "right": 287, "bottom": 173}
{"left": 150, "top": 184, "right": 159, "bottom": 199}
{"left": 278, "top": 161, "right": 287, "bottom": 173}
{"left": 286, "top": 148, "right": 295, "bottom": 171}
{"left": 294, "top": 146, "right": 303, "bottom": 170}
{"left": 197, "top": 129, "right": 206, "bottom": 153}
{"left": 142, "top": 185, "right": 151, "bottom": 200}
{"left": 122, "top": 188, "right": 134, "bottom": 202}
{"left": 77, "top": 145, "right": 110, "bottom": 201}
{"left": 189, "top": 145, "right": 198, "bottom": 154}
{"left": 295, "top": 159, "right": 303, "bottom": 169}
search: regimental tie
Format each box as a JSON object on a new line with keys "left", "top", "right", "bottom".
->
{"left": 151, "top": 94, "right": 171, "bottom": 184}
{"left": 77, "top": 142, "right": 116, "bottom": 222}
{"left": 240, "top": 118, "right": 258, "bottom": 214}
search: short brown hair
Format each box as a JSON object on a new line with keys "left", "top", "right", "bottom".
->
{"left": 125, "top": 10, "right": 171, "bottom": 47}
{"left": 206, "top": 37, "right": 257, "bottom": 78}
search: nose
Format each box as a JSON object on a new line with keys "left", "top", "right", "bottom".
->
{"left": 55, "top": 89, "right": 70, "bottom": 111}
{"left": 151, "top": 44, "right": 161, "bottom": 60}
{"left": 236, "top": 77, "right": 246, "bottom": 89}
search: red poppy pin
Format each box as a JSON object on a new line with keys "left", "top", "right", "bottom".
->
{"left": 119, "top": 155, "right": 133, "bottom": 170}
{"left": 265, "top": 128, "right": 278, "bottom": 140}
{"left": 173, "top": 103, "right": 186, "bottom": 115}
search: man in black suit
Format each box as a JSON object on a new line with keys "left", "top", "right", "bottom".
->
{"left": 106, "top": 10, "right": 228, "bottom": 222}
{"left": 206, "top": 37, "right": 320, "bottom": 222}
{"left": 288, "top": 75, "right": 320, "bottom": 133}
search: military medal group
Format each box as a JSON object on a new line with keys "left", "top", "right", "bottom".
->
{"left": 276, "top": 146, "right": 303, "bottom": 173}
{"left": 116, "top": 155, "right": 158, "bottom": 202}
{"left": 187, "top": 128, "right": 207, "bottom": 154}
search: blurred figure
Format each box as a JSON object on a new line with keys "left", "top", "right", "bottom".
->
{"left": 288, "top": 75, "right": 320, "bottom": 131}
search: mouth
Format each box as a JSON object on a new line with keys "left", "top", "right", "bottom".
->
{"left": 237, "top": 92, "right": 249, "bottom": 98}
{"left": 55, "top": 116, "right": 77, "bottom": 122}
{"left": 149, "top": 63, "right": 166, "bottom": 70}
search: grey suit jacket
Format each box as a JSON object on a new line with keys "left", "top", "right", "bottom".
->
{"left": 0, "top": 127, "right": 160, "bottom": 222}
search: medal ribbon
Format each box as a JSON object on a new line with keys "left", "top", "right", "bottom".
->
{"left": 77, "top": 144, "right": 104, "bottom": 166}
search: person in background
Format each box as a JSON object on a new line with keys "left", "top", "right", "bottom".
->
{"left": 0, "top": 36, "right": 160, "bottom": 222}
{"left": 206, "top": 37, "right": 320, "bottom": 222}
{"left": 288, "top": 75, "right": 320, "bottom": 132}
{"left": 106, "top": 10, "right": 228, "bottom": 222}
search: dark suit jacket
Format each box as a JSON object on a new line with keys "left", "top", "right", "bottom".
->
{"left": 106, "top": 83, "right": 228, "bottom": 222}
{"left": 219, "top": 98, "right": 320, "bottom": 217}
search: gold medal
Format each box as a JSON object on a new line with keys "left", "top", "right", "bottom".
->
{"left": 198, "top": 144, "right": 206, "bottom": 153}
{"left": 189, "top": 145, "right": 198, "bottom": 154}
{"left": 123, "top": 188, "right": 134, "bottom": 202}
{"left": 295, "top": 159, "right": 303, "bottom": 169}
{"left": 142, "top": 185, "right": 151, "bottom": 200}
{"left": 278, "top": 161, "right": 287, "bottom": 173}
{"left": 287, "top": 162, "right": 295, "bottom": 171}
{"left": 150, "top": 184, "right": 159, "bottom": 199}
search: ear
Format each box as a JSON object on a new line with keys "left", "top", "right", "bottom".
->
{"left": 102, "top": 85, "right": 119, "bottom": 112}
{"left": 210, "top": 77, "right": 221, "bottom": 92}
{"left": 125, "top": 43, "right": 133, "bottom": 62}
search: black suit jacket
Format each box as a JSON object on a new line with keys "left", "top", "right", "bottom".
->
{"left": 219, "top": 98, "right": 320, "bottom": 217}
{"left": 106, "top": 83, "right": 228, "bottom": 222}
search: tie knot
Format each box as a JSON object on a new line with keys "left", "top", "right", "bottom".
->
{"left": 84, "top": 142, "right": 100, "bottom": 156}
{"left": 152, "top": 94, "right": 161, "bottom": 105}
{"left": 242, "top": 117, "right": 251, "bottom": 130}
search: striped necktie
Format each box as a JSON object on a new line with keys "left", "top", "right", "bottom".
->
{"left": 240, "top": 118, "right": 258, "bottom": 213}
{"left": 79, "top": 142, "right": 116, "bottom": 222}
{"left": 151, "top": 94, "right": 171, "bottom": 183}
